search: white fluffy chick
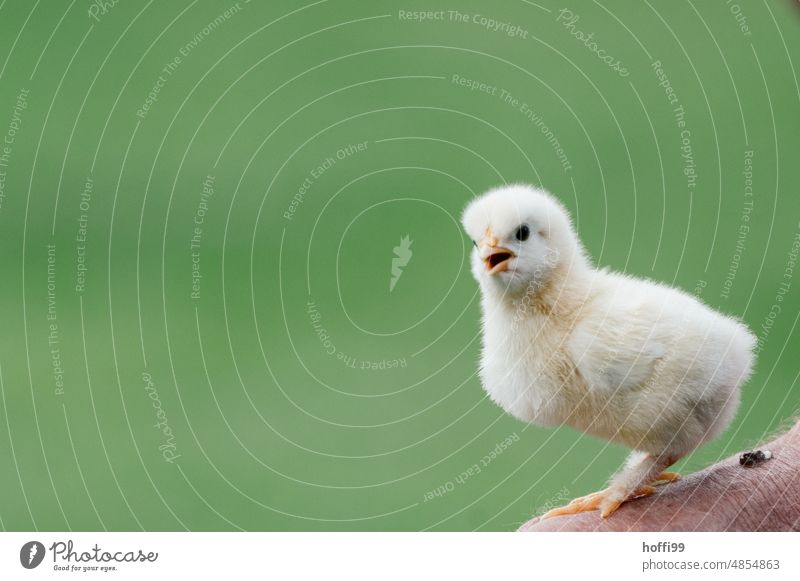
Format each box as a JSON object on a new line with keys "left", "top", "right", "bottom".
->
{"left": 462, "top": 184, "right": 757, "bottom": 518}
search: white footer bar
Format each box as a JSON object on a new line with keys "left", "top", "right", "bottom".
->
{"left": 1, "top": 532, "right": 797, "bottom": 580}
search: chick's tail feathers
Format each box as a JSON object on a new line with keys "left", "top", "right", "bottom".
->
{"left": 700, "top": 321, "right": 757, "bottom": 447}
{"left": 737, "top": 323, "right": 758, "bottom": 383}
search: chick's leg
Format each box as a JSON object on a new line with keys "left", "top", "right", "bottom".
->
{"left": 599, "top": 451, "right": 678, "bottom": 518}
{"left": 540, "top": 451, "right": 679, "bottom": 520}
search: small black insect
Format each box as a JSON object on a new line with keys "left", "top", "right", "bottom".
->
{"left": 739, "top": 449, "right": 773, "bottom": 467}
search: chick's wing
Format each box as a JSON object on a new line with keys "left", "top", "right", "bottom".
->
{"left": 566, "top": 287, "right": 671, "bottom": 392}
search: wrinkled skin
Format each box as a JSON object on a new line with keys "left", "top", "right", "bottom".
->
{"left": 520, "top": 420, "right": 800, "bottom": 532}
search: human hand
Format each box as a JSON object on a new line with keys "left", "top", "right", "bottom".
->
{"left": 519, "top": 420, "right": 800, "bottom": 531}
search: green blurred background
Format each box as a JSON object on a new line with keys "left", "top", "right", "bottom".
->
{"left": 0, "top": 0, "right": 798, "bottom": 531}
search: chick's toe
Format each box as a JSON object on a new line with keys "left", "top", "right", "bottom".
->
{"left": 654, "top": 471, "right": 681, "bottom": 483}
{"left": 541, "top": 489, "right": 610, "bottom": 519}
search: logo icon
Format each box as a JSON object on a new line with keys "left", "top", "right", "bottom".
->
{"left": 389, "top": 235, "right": 413, "bottom": 292}
{"left": 20, "top": 541, "right": 45, "bottom": 569}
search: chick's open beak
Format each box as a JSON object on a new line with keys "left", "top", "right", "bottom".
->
{"left": 479, "top": 228, "right": 515, "bottom": 274}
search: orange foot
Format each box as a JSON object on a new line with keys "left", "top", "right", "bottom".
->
{"left": 540, "top": 485, "right": 657, "bottom": 520}
{"left": 653, "top": 471, "right": 680, "bottom": 484}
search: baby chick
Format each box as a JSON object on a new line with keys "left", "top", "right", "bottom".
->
{"left": 462, "top": 185, "right": 757, "bottom": 518}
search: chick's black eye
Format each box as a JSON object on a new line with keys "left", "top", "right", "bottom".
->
{"left": 515, "top": 224, "right": 530, "bottom": 241}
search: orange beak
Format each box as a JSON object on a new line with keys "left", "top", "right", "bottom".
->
{"left": 479, "top": 227, "right": 515, "bottom": 274}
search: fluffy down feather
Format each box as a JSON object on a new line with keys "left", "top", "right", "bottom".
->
{"left": 462, "top": 184, "right": 756, "bottom": 516}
